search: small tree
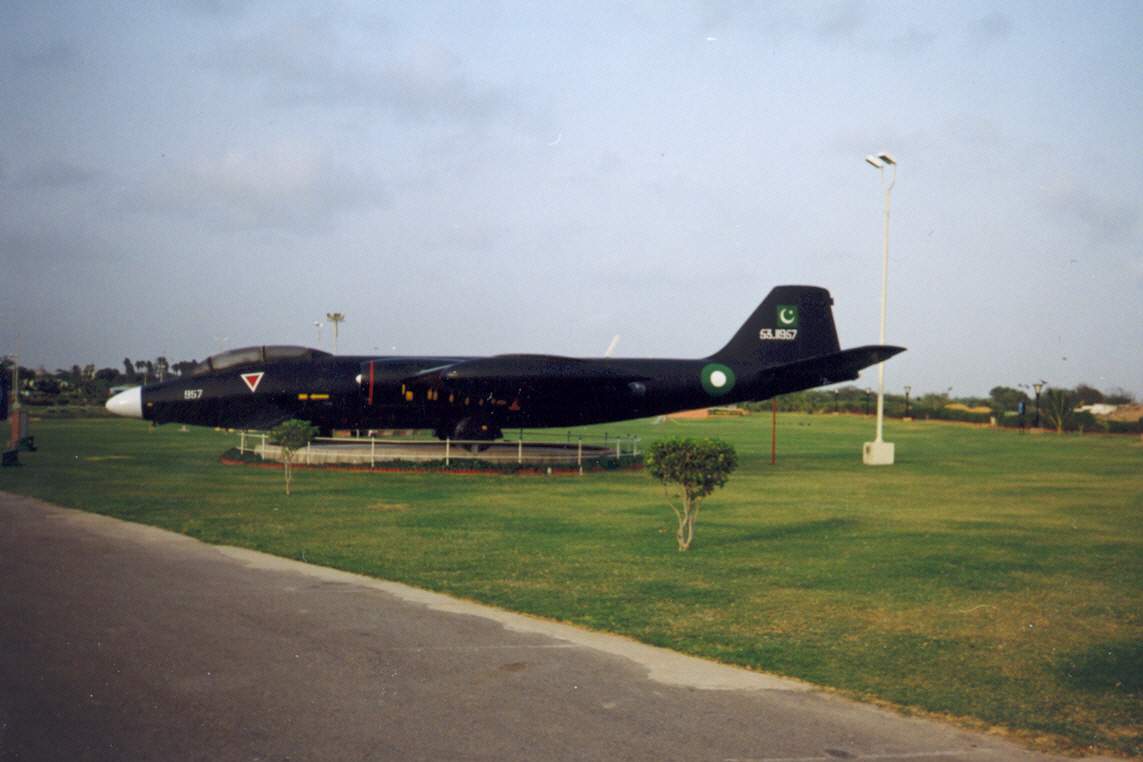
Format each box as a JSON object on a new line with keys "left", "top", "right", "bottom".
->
{"left": 988, "top": 385, "right": 1028, "bottom": 416}
{"left": 269, "top": 419, "right": 319, "bottom": 495}
{"left": 645, "top": 437, "right": 738, "bottom": 551}
{"left": 1041, "top": 388, "right": 1075, "bottom": 434}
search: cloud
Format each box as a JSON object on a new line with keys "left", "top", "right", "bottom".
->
{"left": 10, "top": 160, "right": 100, "bottom": 190}
{"left": 141, "top": 141, "right": 387, "bottom": 233}
{"left": 1041, "top": 183, "right": 1140, "bottom": 248}
{"left": 172, "top": 0, "right": 254, "bottom": 17}
{"left": 9, "top": 39, "right": 79, "bottom": 70}
{"left": 211, "top": 14, "right": 510, "bottom": 124}
{"left": 890, "top": 25, "right": 937, "bottom": 55}
{"left": 814, "top": 0, "right": 867, "bottom": 40}
{"left": 966, "top": 12, "right": 1013, "bottom": 50}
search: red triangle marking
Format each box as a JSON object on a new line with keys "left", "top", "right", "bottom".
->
{"left": 241, "top": 372, "right": 264, "bottom": 393}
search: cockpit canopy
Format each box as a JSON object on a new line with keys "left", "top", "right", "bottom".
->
{"left": 192, "top": 345, "right": 331, "bottom": 376}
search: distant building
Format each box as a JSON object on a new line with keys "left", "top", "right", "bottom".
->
{"left": 1076, "top": 403, "right": 1119, "bottom": 416}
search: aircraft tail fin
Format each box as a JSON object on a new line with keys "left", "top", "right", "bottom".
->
{"left": 710, "top": 285, "right": 842, "bottom": 367}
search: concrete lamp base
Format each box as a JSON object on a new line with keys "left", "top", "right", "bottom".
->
{"left": 862, "top": 440, "right": 895, "bottom": 466}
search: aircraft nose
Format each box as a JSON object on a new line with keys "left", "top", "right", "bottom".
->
{"left": 106, "top": 386, "right": 143, "bottom": 419}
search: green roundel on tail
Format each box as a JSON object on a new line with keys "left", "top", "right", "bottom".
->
{"left": 700, "top": 363, "right": 736, "bottom": 396}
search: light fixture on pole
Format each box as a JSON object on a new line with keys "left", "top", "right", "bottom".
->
{"left": 326, "top": 312, "right": 345, "bottom": 354}
{"left": 863, "top": 152, "right": 897, "bottom": 465}
{"left": 1033, "top": 381, "right": 1044, "bottom": 429}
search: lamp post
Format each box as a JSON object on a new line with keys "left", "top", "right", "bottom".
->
{"left": 903, "top": 385, "right": 911, "bottom": 418}
{"left": 325, "top": 313, "right": 345, "bottom": 353}
{"left": 1033, "top": 381, "right": 1044, "bottom": 429}
{"left": 5, "top": 355, "right": 22, "bottom": 450}
{"left": 863, "top": 152, "right": 897, "bottom": 465}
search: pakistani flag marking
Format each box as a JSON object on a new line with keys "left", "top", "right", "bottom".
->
{"left": 700, "top": 363, "right": 735, "bottom": 397}
{"left": 777, "top": 305, "right": 798, "bottom": 327}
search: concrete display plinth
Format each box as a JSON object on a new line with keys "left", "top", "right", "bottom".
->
{"left": 862, "top": 440, "right": 895, "bottom": 466}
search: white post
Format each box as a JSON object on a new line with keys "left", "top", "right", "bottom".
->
{"left": 518, "top": 438, "right": 523, "bottom": 464}
{"left": 875, "top": 169, "right": 893, "bottom": 443}
{"left": 863, "top": 153, "right": 897, "bottom": 466}
{"left": 370, "top": 435, "right": 375, "bottom": 468}
{"left": 445, "top": 438, "right": 450, "bottom": 466}
{"left": 240, "top": 431, "right": 246, "bottom": 454}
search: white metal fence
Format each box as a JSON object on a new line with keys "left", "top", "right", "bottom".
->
{"left": 237, "top": 431, "right": 640, "bottom": 468}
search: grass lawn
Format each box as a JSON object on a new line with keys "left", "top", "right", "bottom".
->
{"left": 2, "top": 414, "right": 1140, "bottom": 755}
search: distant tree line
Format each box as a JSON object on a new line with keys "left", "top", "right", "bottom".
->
{"left": 1, "top": 355, "right": 199, "bottom": 410}
{"left": 744, "top": 383, "right": 1139, "bottom": 434}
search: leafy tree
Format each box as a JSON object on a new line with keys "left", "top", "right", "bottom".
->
{"left": 1104, "top": 388, "right": 1136, "bottom": 405}
{"left": 172, "top": 360, "right": 198, "bottom": 378}
{"left": 989, "top": 386, "right": 1028, "bottom": 415}
{"left": 122, "top": 357, "right": 136, "bottom": 382}
{"left": 645, "top": 437, "right": 738, "bottom": 551}
{"left": 1041, "top": 388, "right": 1075, "bottom": 434}
{"left": 1073, "top": 383, "right": 1104, "bottom": 406}
{"left": 33, "top": 376, "right": 61, "bottom": 395}
{"left": 269, "top": 419, "right": 319, "bottom": 495}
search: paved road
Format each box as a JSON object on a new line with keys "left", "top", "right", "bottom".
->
{"left": 0, "top": 492, "right": 1100, "bottom": 761}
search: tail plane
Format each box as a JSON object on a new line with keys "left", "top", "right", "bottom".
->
{"left": 711, "top": 285, "right": 903, "bottom": 384}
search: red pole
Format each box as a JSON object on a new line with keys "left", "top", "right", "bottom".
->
{"left": 770, "top": 398, "right": 777, "bottom": 465}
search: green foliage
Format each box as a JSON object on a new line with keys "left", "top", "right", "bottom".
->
{"left": 269, "top": 419, "right": 319, "bottom": 450}
{"left": 1105, "top": 417, "right": 1143, "bottom": 434}
{"left": 269, "top": 419, "right": 319, "bottom": 495}
{"left": 1073, "top": 383, "right": 1104, "bottom": 405}
{"left": 1041, "top": 388, "right": 1075, "bottom": 434}
{"left": 645, "top": 437, "right": 738, "bottom": 551}
{"left": 988, "top": 385, "right": 1028, "bottom": 415}
{"left": 646, "top": 437, "right": 738, "bottom": 502}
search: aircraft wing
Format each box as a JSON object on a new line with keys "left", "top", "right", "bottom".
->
{"left": 402, "top": 354, "right": 650, "bottom": 393}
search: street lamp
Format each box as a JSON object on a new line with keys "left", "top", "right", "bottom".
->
{"left": 4, "top": 354, "right": 24, "bottom": 450}
{"left": 903, "top": 385, "right": 911, "bottom": 418}
{"left": 325, "top": 312, "right": 345, "bottom": 353}
{"left": 1033, "top": 381, "right": 1044, "bottom": 429}
{"left": 863, "top": 152, "right": 897, "bottom": 465}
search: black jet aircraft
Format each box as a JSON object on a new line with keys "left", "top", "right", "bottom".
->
{"left": 106, "top": 286, "right": 904, "bottom": 440}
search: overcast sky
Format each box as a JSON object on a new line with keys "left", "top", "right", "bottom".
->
{"left": 2, "top": 1, "right": 1141, "bottom": 397}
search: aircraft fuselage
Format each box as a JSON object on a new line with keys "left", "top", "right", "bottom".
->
{"left": 107, "top": 286, "right": 904, "bottom": 440}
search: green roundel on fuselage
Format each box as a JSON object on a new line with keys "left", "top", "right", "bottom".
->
{"left": 700, "top": 362, "right": 736, "bottom": 397}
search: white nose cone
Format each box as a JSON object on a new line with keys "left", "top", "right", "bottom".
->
{"left": 106, "top": 386, "right": 143, "bottom": 419}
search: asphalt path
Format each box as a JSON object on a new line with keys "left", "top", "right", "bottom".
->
{"left": 0, "top": 492, "right": 1102, "bottom": 761}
